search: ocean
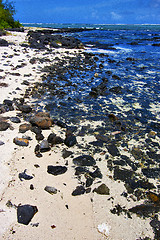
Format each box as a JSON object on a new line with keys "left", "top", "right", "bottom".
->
{"left": 24, "top": 23, "right": 160, "bottom": 126}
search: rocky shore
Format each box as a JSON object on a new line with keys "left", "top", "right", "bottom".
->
{"left": 0, "top": 28, "right": 160, "bottom": 240}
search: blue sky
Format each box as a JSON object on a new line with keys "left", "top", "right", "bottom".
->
{"left": 14, "top": 0, "right": 160, "bottom": 24}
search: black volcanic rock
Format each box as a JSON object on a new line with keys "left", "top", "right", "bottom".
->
{"left": 0, "top": 39, "right": 9, "bottom": 47}
{"left": 62, "top": 149, "right": 73, "bottom": 159}
{"left": 93, "top": 183, "right": 110, "bottom": 195}
{"left": 40, "top": 140, "right": 50, "bottom": 152}
{"left": 47, "top": 165, "right": 67, "bottom": 175}
{"left": 18, "top": 104, "right": 32, "bottom": 113}
{"left": 64, "top": 135, "right": 77, "bottom": 147}
{"left": 142, "top": 168, "right": 160, "bottom": 179}
{"left": 72, "top": 185, "right": 86, "bottom": 196}
{"left": 10, "top": 117, "right": 21, "bottom": 123}
{"left": 18, "top": 169, "right": 33, "bottom": 181}
{"left": 107, "top": 144, "right": 120, "bottom": 156}
{"left": 73, "top": 155, "right": 96, "bottom": 166}
{"left": 27, "top": 30, "right": 84, "bottom": 49}
{"left": 17, "top": 204, "right": 38, "bottom": 225}
{"left": 109, "top": 86, "right": 122, "bottom": 94}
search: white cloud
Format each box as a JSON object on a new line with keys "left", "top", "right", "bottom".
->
{"left": 111, "top": 11, "right": 122, "bottom": 20}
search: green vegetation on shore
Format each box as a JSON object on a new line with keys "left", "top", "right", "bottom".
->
{"left": 0, "top": 0, "right": 21, "bottom": 29}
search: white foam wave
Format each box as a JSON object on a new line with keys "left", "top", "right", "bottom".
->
{"left": 115, "top": 46, "right": 132, "bottom": 52}
{"left": 85, "top": 47, "right": 117, "bottom": 55}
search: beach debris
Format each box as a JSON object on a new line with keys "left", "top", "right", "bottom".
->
{"left": 94, "top": 73, "right": 99, "bottom": 77}
{"left": 147, "top": 191, "right": 160, "bottom": 204}
{"left": 30, "top": 112, "right": 53, "bottom": 129}
{"left": 31, "top": 126, "right": 42, "bottom": 134}
{"left": 55, "top": 120, "right": 67, "bottom": 128}
{"left": 108, "top": 113, "right": 119, "bottom": 122}
{"left": 89, "top": 167, "right": 103, "bottom": 179}
{"left": 47, "top": 133, "right": 56, "bottom": 143}
{"left": 89, "top": 140, "right": 103, "bottom": 147}
{"left": 51, "top": 225, "right": 56, "bottom": 229}
{"left": 0, "top": 39, "right": 9, "bottom": 47}
{"left": 40, "top": 139, "right": 50, "bottom": 152}
{"left": 112, "top": 74, "right": 121, "bottom": 80}
{"left": 18, "top": 169, "right": 33, "bottom": 181}
{"left": 64, "top": 134, "right": 77, "bottom": 147}
{"left": 75, "top": 166, "right": 89, "bottom": 175}
{"left": 3, "top": 99, "right": 13, "bottom": 108}
{"left": 47, "top": 165, "right": 67, "bottom": 176}
{"left": 17, "top": 204, "right": 38, "bottom": 225}
{"left": 10, "top": 116, "right": 21, "bottom": 123}
{"left": 131, "top": 147, "right": 145, "bottom": 160}
{"left": 30, "top": 184, "right": 34, "bottom": 190}
{"left": 0, "top": 140, "right": 5, "bottom": 145}
{"left": 85, "top": 176, "right": 93, "bottom": 187}
{"left": 111, "top": 131, "right": 121, "bottom": 135}
{"left": 110, "top": 204, "right": 132, "bottom": 218}
{"left": 72, "top": 185, "right": 86, "bottom": 196}
{"left": 95, "top": 134, "right": 109, "bottom": 142}
{"left": 19, "top": 123, "right": 31, "bottom": 133}
{"left": 107, "top": 143, "right": 120, "bottom": 156}
{"left": 44, "top": 186, "right": 57, "bottom": 195}
{"left": 34, "top": 144, "right": 40, "bottom": 153}
{"left": 97, "top": 223, "right": 111, "bottom": 237}
{"left": 142, "top": 168, "right": 160, "bottom": 179}
{"left": 31, "top": 223, "right": 39, "bottom": 227}
{"left": 150, "top": 215, "right": 160, "bottom": 240}
{"left": 3, "top": 99, "right": 14, "bottom": 111}
{"left": 129, "top": 204, "right": 160, "bottom": 218}
{"left": 34, "top": 144, "right": 42, "bottom": 157}
{"left": 113, "top": 167, "right": 134, "bottom": 183}
{"left": 62, "top": 149, "right": 73, "bottom": 159}
{"left": 0, "top": 121, "right": 10, "bottom": 131}
{"left": 0, "top": 209, "right": 5, "bottom": 212}
{"left": 50, "top": 135, "right": 64, "bottom": 146}
{"left": 35, "top": 132, "right": 44, "bottom": 141}
{"left": 18, "top": 104, "right": 32, "bottom": 113}
{"left": 90, "top": 81, "right": 108, "bottom": 97}
{"left": 6, "top": 200, "right": 17, "bottom": 209}
{"left": 73, "top": 155, "right": 96, "bottom": 166}
{"left": 64, "top": 130, "right": 77, "bottom": 147}
{"left": 13, "top": 137, "right": 29, "bottom": 146}
{"left": 93, "top": 183, "right": 110, "bottom": 195}
{"left": 0, "top": 82, "right": 8, "bottom": 88}
{"left": 34, "top": 164, "right": 40, "bottom": 168}
{"left": 21, "top": 80, "right": 30, "bottom": 85}
{"left": 109, "top": 86, "right": 122, "bottom": 94}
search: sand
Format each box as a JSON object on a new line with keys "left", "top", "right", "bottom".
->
{"left": 0, "top": 29, "right": 156, "bottom": 240}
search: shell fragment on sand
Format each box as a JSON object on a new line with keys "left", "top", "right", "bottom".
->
{"left": 97, "top": 223, "right": 111, "bottom": 237}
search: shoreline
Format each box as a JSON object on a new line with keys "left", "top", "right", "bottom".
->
{"left": 0, "top": 27, "right": 159, "bottom": 240}
{"left": 0, "top": 28, "right": 86, "bottom": 238}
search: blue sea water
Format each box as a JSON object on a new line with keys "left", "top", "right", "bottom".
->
{"left": 24, "top": 23, "right": 160, "bottom": 126}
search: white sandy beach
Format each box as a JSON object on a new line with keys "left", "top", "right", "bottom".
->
{"left": 0, "top": 29, "right": 157, "bottom": 240}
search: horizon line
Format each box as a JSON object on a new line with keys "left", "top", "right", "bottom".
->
{"left": 22, "top": 22, "right": 160, "bottom": 25}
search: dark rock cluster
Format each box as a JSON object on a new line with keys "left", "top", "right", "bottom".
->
{"left": 27, "top": 30, "right": 84, "bottom": 49}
